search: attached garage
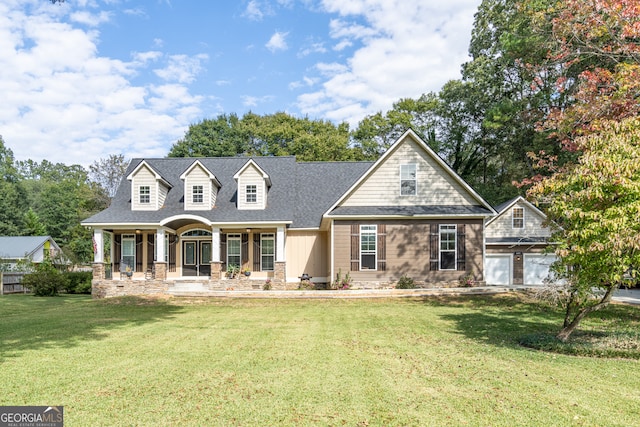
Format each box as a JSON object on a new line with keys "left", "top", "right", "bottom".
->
{"left": 485, "top": 255, "right": 511, "bottom": 285}
{"left": 524, "top": 254, "right": 557, "bottom": 285}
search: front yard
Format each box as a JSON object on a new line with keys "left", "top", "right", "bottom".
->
{"left": 0, "top": 294, "right": 638, "bottom": 426}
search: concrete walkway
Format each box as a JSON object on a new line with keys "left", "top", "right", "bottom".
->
{"left": 167, "top": 285, "right": 640, "bottom": 305}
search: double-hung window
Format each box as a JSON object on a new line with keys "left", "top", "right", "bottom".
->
{"left": 227, "top": 234, "right": 241, "bottom": 268}
{"left": 512, "top": 207, "right": 524, "bottom": 229}
{"left": 192, "top": 185, "right": 203, "bottom": 204}
{"left": 261, "top": 233, "right": 275, "bottom": 271}
{"left": 400, "top": 164, "right": 417, "bottom": 196}
{"left": 122, "top": 234, "right": 136, "bottom": 271}
{"left": 360, "top": 225, "right": 377, "bottom": 270}
{"left": 439, "top": 225, "right": 456, "bottom": 270}
{"left": 139, "top": 186, "right": 150, "bottom": 204}
{"left": 246, "top": 185, "right": 257, "bottom": 203}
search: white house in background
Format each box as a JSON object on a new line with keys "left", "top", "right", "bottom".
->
{"left": 0, "top": 236, "right": 63, "bottom": 269}
{"left": 484, "top": 196, "right": 556, "bottom": 285}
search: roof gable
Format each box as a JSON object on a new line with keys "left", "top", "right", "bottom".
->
{"left": 180, "top": 160, "right": 221, "bottom": 187}
{"left": 127, "top": 160, "right": 172, "bottom": 188}
{"left": 325, "top": 129, "right": 496, "bottom": 216}
{"left": 234, "top": 159, "right": 272, "bottom": 187}
{"left": 0, "top": 236, "right": 59, "bottom": 259}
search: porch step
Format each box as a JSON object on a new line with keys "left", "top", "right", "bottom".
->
{"left": 168, "top": 282, "right": 210, "bottom": 294}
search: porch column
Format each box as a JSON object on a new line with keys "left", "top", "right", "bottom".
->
{"left": 93, "top": 229, "right": 104, "bottom": 263}
{"left": 92, "top": 229, "right": 105, "bottom": 280}
{"left": 154, "top": 228, "right": 167, "bottom": 280}
{"left": 211, "top": 226, "right": 222, "bottom": 280}
{"left": 275, "top": 226, "right": 286, "bottom": 281}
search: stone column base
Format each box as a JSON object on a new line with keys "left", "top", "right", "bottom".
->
{"left": 154, "top": 262, "right": 167, "bottom": 280}
{"left": 92, "top": 263, "right": 105, "bottom": 280}
{"left": 274, "top": 261, "right": 286, "bottom": 282}
{"left": 210, "top": 262, "right": 223, "bottom": 280}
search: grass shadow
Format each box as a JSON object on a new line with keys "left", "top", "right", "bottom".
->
{"left": 0, "top": 294, "right": 183, "bottom": 361}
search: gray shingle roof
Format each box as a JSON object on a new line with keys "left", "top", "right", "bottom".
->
{"left": 328, "top": 205, "right": 494, "bottom": 217}
{"left": 0, "top": 236, "right": 54, "bottom": 259}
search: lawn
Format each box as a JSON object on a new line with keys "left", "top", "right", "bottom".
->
{"left": 0, "top": 294, "right": 639, "bottom": 426}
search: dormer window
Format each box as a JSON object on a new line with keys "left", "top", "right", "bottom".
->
{"left": 139, "top": 186, "right": 150, "bottom": 204}
{"left": 513, "top": 207, "right": 524, "bottom": 229}
{"left": 192, "top": 185, "right": 204, "bottom": 204}
{"left": 246, "top": 185, "right": 257, "bottom": 203}
{"left": 400, "top": 164, "right": 417, "bottom": 196}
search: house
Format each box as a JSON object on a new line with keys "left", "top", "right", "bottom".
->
{"left": 484, "top": 196, "right": 555, "bottom": 285}
{"left": 0, "top": 236, "right": 62, "bottom": 268}
{"left": 82, "top": 129, "right": 497, "bottom": 297}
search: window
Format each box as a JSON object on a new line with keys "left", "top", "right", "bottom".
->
{"left": 400, "top": 164, "right": 417, "bottom": 196}
{"left": 246, "top": 185, "right": 257, "bottom": 203}
{"left": 139, "top": 186, "right": 150, "bottom": 204}
{"left": 122, "top": 234, "right": 136, "bottom": 271}
{"left": 261, "top": 233, "right": 275, "bottom": 271}
{"left": 360, "top": 225, "right": 377, "bottom": 270}
{"left": 227, "top": 234, "right": 241, "bottom": 268}
{"left": 192, "top": 185, "right": 203, "bottom": 204}
{"left": 439, "top": 225, "right": 456, "bottom": 270}
{"left": 512, "top": 207, "right": 524, "bottom": 229}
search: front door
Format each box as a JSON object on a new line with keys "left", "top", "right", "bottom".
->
{"left": 183, "top": 241, "right": 211, "bottom": 277}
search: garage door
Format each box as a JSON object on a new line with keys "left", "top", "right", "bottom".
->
{"left": 485, "top": 255, "right": 511, "bottom": 285}
{"left": 524, "top": 254, "right": 557, "bottom": 285}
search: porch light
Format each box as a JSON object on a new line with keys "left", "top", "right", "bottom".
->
{"left": 514, "top": 252, "right": 522, "bottom": 262}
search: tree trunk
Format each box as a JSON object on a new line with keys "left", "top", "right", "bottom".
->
{"left": 556, "top": 286, "right": 616, "bottom": 342}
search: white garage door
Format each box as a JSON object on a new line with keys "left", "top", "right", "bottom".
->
{"left": 485, "top": 255, "right": 511, "bottom": 285}
{"left": 524, "top": 254, "right": 557, "bottom": 285}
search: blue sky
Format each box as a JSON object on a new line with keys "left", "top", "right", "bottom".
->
{"left": 0, "top": 0, "right": 482, "bottom": 166}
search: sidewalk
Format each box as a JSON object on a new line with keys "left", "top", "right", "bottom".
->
{"left": 613, "top": 287, "right": 640, "bottom": 305}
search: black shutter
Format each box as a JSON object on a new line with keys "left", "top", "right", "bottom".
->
{"left": 169, "top": 235, "right": 177, "bottom": 272}
{"left": 147, "top": 234, "right": 154, "bottom": 269}
{"left": 429, "top": 223, "right": 439, "bottom": 271}
{"left": 135, "top": 234, "right": 143, "bottom": 272}
{"left": 253, "top": 234, "right": 261, "bottom": 271}
{"left": 242, "top": 233, "right": 249, "bottom": 266}
{"left": 377, "top": 224, "right": 386, "bottom": 271}
{"left": 350, "top": 224, "right": 359, "bottom": 271}
{"left": 457, "top": 224, "right": 466, "bottom": 271}
{"left": 114, "top": 234, "right": 122, "bottom": 272}
{"left": 220, "top": 234, "right": 227, "bottom": 271}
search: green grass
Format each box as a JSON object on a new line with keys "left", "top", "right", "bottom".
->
{"left": 1, "top": 294, "right": 639, "bottom": 426}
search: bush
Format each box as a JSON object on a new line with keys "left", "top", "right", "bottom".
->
{"left": 395, "top": 275, "right": 416, "bottom": 289}
{"left": 64, "top": 271, "right": 92, "bottom": 294}
{"left": 21, "top": 262, "right": 68, "bottom": 296}
{"left": 332, "top": 269, "right": 352, "bottom": 290}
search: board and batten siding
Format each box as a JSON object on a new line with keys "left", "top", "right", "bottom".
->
{"left": 285, "top": 230, "right": 328, "bottom": 281}
{"left": 340, "top": 137, "right": 478, "bottom": 207}
{"left": 237, "top": 164, "right": 266, "bottom": 210}
{"left": 131, "top": 165, "right": 159, "bottom": 211}
{"left": 332, "top": 219, "right": 484, "bottom": 283}
{"left": 485, "top": 201, "right": 551, "bottom": 240}
{"left": 183, "top": 164, "right": 216, "bottom": 210}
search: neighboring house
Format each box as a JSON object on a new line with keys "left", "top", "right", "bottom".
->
{"left": 484, "top": 196, "right": 555, "bottom": 285}
{"left": 0, "top": 236, "right": 62, "bottom": 269}
{"left": 82, "top": 129, "right": 497, "bottom": 297}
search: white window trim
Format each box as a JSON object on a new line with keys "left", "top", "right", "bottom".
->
{"left": 261, "top": 233, "right": 275, "bottom": 271}
{"left": 246, "top": 184, "right": 257, "bottom": 204}
{"left": 122, "top": 234, "right": 136, "bottom": 271}
{"left": 192, "top": 185, "right": 204, "bottom": 204}
{"left": 512, "top": 207, "right": 525, "bottom": 229}
{"left": 139, "top": 185, "right": 150, "bottom": 204}
{"left": 360, "top": 224, "right": 377, "bottom": 271}
{"left": 439, "top": 224, "right": 457, "bottom": 271}
{"left": 227, "top": 234, "right": 241, "bottom": 268}
{"left": 400, "top": 164, "right": 417, "bottom": 196}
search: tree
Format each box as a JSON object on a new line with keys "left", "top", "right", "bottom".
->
{"left": 0, "top": 136, "right": 26, "bottom": 235}
{"left": 529, "top": 118, "right": 640, "bottom": 341}
{"left": 23, "top": 208, "right": 47, "bottom": 236}
{"left": 89, "top": 154, "right": 129, "bottom": 199}
{"left": 169, "top": 114, "right": 248, "bottom": 158}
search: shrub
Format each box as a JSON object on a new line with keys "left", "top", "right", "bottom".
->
{"left": 21, "top": 261, "right": 68, "bottom": 296}
{"left": 332, "top": 269, "right": 351, "bottom": 290}
{"left": 64, "top": 271, "right": 92, "bottom": 294}
{"left": 395, "top": 275, "right": 416, "bottom": 289}
{"left": 298, "top": 279, "right": 314, "bottom": 290}
{"left": 458, "top": 273, "right": 475, "bottom": 287}
{"left": 263, "top": 279, "right": 272, "bottom": 290}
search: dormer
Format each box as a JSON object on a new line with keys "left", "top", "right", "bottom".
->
{"left": 180, "top": 160, "right": 221, "bottom": 211}
{"left": 233, "top": 159, "right": 271, "bottom": 210}
{"left": 127, "top": 160, "right": 172, "bottom": 211}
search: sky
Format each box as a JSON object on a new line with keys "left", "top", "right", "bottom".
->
{"left": 0, "top": 0, "right": 482, "bottom": 167}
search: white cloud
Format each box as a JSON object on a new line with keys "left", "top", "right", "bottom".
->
{"left": 70, "top": 10, "right": 111, "bottom": 26}
{"left": 241, "top": 95, "right": 275, "bottom": 107}
{"left": 297, "top": 0, "right": 481, "bottom": 126}
{"left": 243, "top": 0, "right": 265, "bottom": 21}
{"left": 265, "top": 31, "right": 289, "bottom": 52}
{"left": 0, "top": 1, "right": 204, "bottom": 166}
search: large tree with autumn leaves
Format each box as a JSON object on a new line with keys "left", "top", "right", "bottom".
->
{"left": 526, "top": 0, "right": 640, "bottom": 340}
